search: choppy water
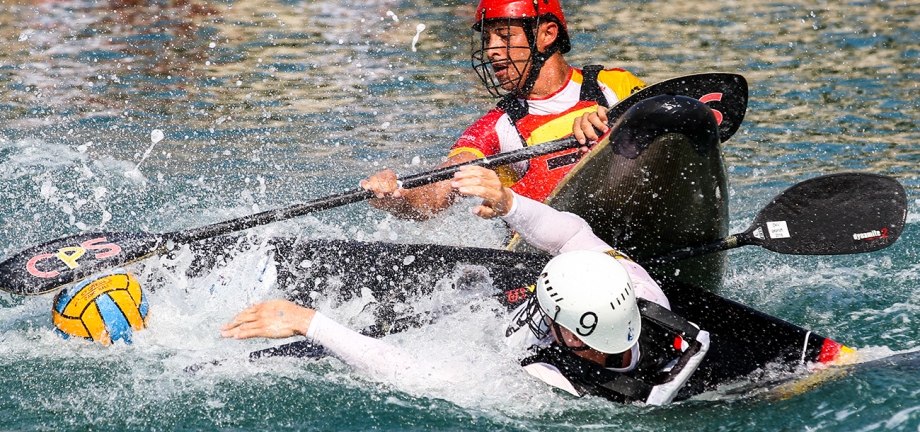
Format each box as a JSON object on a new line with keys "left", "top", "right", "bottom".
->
{"left": 1, "top": 0, "right": 919, "bottom": 430}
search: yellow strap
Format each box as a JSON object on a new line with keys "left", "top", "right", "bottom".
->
{"left": 447, "top": 147, "right": 485, "bottom": 159}
{"left": 605, "top": 250, "right": 632, "bottom": 261}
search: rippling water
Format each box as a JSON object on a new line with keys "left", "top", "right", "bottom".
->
{"left": 1, "top": 0, "right": 919, "bottom": 430}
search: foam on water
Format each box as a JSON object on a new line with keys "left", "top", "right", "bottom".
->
{"left": 0, "top": 187, "right": 552, "bottom": 425}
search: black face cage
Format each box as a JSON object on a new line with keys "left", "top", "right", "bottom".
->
{"left": 508, "top": 295, "right": 594, "bottom": 352}
{"left": 471, "top": 16, "right": 541, "bottom": 98}
{"left": 508, "top": 295, "right": 554, "bottom": 340}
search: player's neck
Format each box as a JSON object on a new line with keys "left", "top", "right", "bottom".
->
{"left": 526, "top": 55, "right": 571, "bottom": 99}
{"left": 575, "top": 349, "right": 633, "bottom": 369}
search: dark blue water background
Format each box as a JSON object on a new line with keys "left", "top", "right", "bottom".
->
{"left": 1, "top": 0, "right": 919, "bottom": 430}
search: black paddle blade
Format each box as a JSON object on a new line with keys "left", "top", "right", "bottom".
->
{"left": 746, "top": 173, "right": 907, "bottom": 255}
{"left": 606, "top": 73, "right": 748, "bottom": 143}
{"left": 0, "top": 232, "right": 163, "bottom": 295}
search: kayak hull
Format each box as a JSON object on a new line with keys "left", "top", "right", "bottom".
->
{"left": 187, "top": 236, "right": 844, "bottom": 396}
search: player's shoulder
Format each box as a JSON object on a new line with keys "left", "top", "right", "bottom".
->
{"left": 596, "top": 68, "right": 646, "bottom": 99}
{"left": 452, "top": 107, "right": 507, "bottom": 153}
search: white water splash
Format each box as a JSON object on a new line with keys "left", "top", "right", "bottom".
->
{"left": 411, "top": 24, "right": 426, "bottom": 52}
{"left": 386, "top": 10, "right": 399, "bottom": 23}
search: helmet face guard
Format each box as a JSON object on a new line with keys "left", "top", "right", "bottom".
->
{"left": 471, "top": 17, "right": 542, "bottom": 98}
{"left": 510, "top": 294, "right": 553, "bottom": 339}
{"left": 512, "top": 293, "right": 615, "bottom": 352}
{"left": 471, "top": 0, "right": 569, "bottom": 98}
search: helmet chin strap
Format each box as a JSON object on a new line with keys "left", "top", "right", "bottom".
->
{"left": 514, "top": 19, "right": 558, "bottom": 98}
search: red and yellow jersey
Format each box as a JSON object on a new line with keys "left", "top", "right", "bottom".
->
{"left": 450, "top": 67, "right": 645, "bottom": 202}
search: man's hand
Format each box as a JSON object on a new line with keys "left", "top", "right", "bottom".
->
{"left": 573, "top": 105, "right": 609, "bottom": 148}
{"left": 361, "top": 169, "right": 403, "bottom": 199}
{"left": 358, "top": 152, "right": 479, "bottom": 220}
{"left": 221, "top": 300, "right": 315, "bottom": 340}
{"left": 451, "top": 165, "right": 514, "bottom": 219}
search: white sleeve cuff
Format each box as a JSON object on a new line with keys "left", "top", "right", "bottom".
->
{"left": 304, "top": 311, "right": 327, "bottom": 342}
{"left": 504, "top": 190, "right": 520, "bottom": 217}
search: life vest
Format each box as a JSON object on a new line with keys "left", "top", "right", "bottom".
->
{"left": 497, "top": 65, "right": 609, "bottom": 203}
{"left": 520, "top": 298, "right": 710, "bottom": 405}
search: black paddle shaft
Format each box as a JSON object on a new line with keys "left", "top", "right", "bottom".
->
{"left": 0, "top": 137, "right": 578, "bottom": 296}
{"left": 174, "top": 136, "right": 582, "bottom": 244}
{"left": 641, "top": 173, "right": 908, "bottom": 266}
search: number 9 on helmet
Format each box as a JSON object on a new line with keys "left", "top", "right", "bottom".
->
{"left": 536, "top": 250, "right": 641, "bottom": 354}
{"left": 52, "top": 269, "right": 149, "bottom": 346}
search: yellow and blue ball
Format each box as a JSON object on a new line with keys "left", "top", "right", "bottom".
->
{"left": 52, "top": 269, "right": 149, "bottom": 345}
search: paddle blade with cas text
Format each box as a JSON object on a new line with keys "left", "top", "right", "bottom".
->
{"left": 0, "top": 232, "right": 163, "bottom": 296}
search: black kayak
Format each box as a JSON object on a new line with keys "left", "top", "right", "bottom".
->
{"left": 186, "top": 236, "right": 852, "bottom": 399}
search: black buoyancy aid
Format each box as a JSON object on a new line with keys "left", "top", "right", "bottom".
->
{"left": 496, "top": 65, "right": 609, "bottom": 125}
{"left": 520, "top": 298, "right": 709, "bottom": 405}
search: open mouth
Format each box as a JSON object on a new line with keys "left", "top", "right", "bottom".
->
{"left": 490, "top": 60, "right": 511, "bottom": 80}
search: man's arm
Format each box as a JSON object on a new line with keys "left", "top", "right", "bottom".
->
{"left": 451, "top": 165, "right": 610, "bottom": 254}
{"left": 361, "top": 151, "right": 480, "bottom": 220}
{"left": 221, "top": 300, "right": 459, "bottom": 383}
{"left": 452, "top": 165, "right": 669, "bottom": 307}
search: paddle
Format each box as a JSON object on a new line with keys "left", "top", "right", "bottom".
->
{"left": 0, "top": 137, "right": 583, "bottom": 296}
{"left": 0, "top": 73, "right": 748, "bottom": 296}
{"left": 639, "top": 172, "right": 907, "bottom": 266}
{"left": 216, "top": 172, "right": 907, "bottom": 366}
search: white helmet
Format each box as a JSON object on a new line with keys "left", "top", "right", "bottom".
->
{"left": 536, "top": 250, "right": 641, "bottom": 354}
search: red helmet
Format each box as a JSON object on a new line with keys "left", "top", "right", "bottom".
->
{"left": 473, "top": 0, "right": 570, "bottom": 53}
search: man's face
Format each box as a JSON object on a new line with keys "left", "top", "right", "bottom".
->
{"left": 548, "top": 318, "right": 589, "bottom": 349}
{"left": 479, "top": 20, "right": 533, "bottom": 92}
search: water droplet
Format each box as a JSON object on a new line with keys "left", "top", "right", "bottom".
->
{"left": 411, "top": 24, "right": 427, "bottom": 52}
